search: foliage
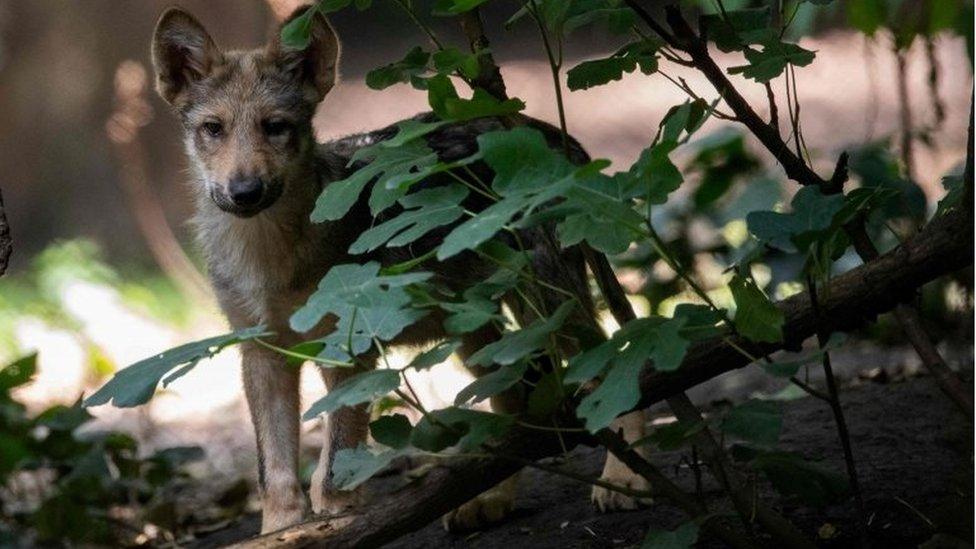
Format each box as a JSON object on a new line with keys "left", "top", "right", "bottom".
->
{"left": 83, "top": 0, "right": 970, "bottom": 544}
{"left": 0, "top": 354, "right": 204, "bottom": 544}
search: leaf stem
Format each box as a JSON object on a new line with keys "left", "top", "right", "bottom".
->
{"left": 524, "top": 0, "right": 570, "bottom": 155}
{"left": 253, "top": 338, "right": 352, "bottom": 368}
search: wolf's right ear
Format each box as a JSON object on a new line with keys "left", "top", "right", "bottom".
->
{"left": 268, "top": 6, "right": 340, "bottom": 103}
{"left": 151, "top": 8, "right": 220, "bottom": 104}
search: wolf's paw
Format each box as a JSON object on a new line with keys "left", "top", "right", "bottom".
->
{"left": 591, "top": 456, "right": 652, "bottom": 512}
{"left": 260, "top": 483, "right": 309, "bottom": 535}
{"left": 442, "top": 476, "right": 517, "bottom": 532}
{"left": 309, "top": 486, "right": 362, "bottom": 517}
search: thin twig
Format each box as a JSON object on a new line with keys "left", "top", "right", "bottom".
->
{"left": 764, "top": 82, "right": 780, "bottom": 133}
{"left": 805, "top": 275, "right": 868, "bottom": 543}
{"left": 525, "top": 0, "right": 570, "bottom": 154}
{"left": 598, "top": 428, "right": 759, "bottom": 549}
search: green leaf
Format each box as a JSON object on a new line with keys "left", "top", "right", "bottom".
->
{"left": 576, "top": 354, "right": 643, "bottom": 429}
{"left": 280, "top": 6, "right": 317, "bottom": 50}
{"left": 689, "top": 131, "right": 760, "bottom": 208}
{"left": 0, "top": 354, "right": 37, "bottom": 394}
{"left": 431, "top": 47, "right": 481, "bottom": 79}
{"left": 468, "top": 301, "right": 577, "bottom": 366}
{"left": 632, "top": 420, "right": 705, "bottom": 451}
{"left": 406, "top": 340, "right": 461, "bottom": 370}
{"left": 34, "top": 401, "right": 93, "bottom": 432}
{"left": 556, "top": 172, "right": 646, "bottom": 254}
{"left": 410, "top": 407, "right": 514, "bottom": 451}
{"left": 747, "top": 186, "right": 846, "bottom": 253}
{"left": 728, "top": 38, "right": 816, "bottom": 83}
{"left": 366, "top": 46, "right": 431, "bottom": 90}
{"left": 279, "top": 0, "right": 361, "bottom": 50}
{"left": 642, "top": 521, "right": 699, "bottom": 549}
{"left": 573, "top": 314, "right": 692, "bottom": 432}
{"left": 290, "top": 262, "right": 429, "bottom": 333}
{"left": 701, "top": 8, "right": 772, "bottom": 53}
{"left": 567, "top": 40, "right": 659, "bottom": 90}
{"left": 290, "top": 263, "right": 431, "bottom": 360}
{"left": 526, "top": 371, "right": 562, "bottom": 418}
{"left": 312, "top": 139, "right": 441, "bottom": 222}
{"left": 349, "top": 185, "right": 469, "bottom": 254}
{"left": 442, "top": 291, "right": 504, "bottom": 334}
{"left": 673, "top": 304, "right": 724, "bottom": 341}
{"left": 437, "top": 198, "right": 527, "bottom": 260}
{"left": 377, "top": 119, "right": 448, "bottom": 149}
{"left": 431, "top": 84, "right": 526, "bottom": 122}
{"left": 370, "top": 414, "right": 413, "bottom": 449}
{"left": 627, "top": 100, "right": 712, "bottom": 206}
{"left": 720, "top": 399, "right": 782, "bottom": 445}
{"left": 848, "top": 141, "right": 926, "bottom": 219}
{"left": 752, "top": 451, "right": 849, "bottom": 505}
{"left": 303, "top": 370, "right": 400, "bottom": 420}
{"left": 730, "top": 273, "right": 783, "bottom": 344}
{"left": 83, "top": 327, "right": 270, "bottom": 408}
{"left": 437, "top": 128, "right": 610, "bottom": 260}
{"left": 331, "top": 445, "right": 403, "bottom": 490}
{"left": 478, "top": 127, "right": 574, "bottom": 194}
{"left": 648, "top": 316, "right": 689, "bottom": 372}
{"left": 455, "top": 361, "right": 528, "bottom": 406}
{"left": 566, "top": 314, "right": 690, "bottom": 385}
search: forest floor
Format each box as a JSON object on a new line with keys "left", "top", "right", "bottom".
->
{"left": 191, "top": 356, "right": 973, "bottom": 549}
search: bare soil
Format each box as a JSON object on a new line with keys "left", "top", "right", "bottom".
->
{"left": 192, "top": 368, "right": 973, "bottom": 548}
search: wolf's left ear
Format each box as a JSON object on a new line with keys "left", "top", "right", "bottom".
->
{"left": 151, "top": 8, "right": 220, "bottom": 104}
{"left": 269, "top": 7, "right": 341, "bottom": 102}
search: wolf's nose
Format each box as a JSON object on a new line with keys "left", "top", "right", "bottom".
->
{"left": 228, "top": 177, "right": 264, "bottom": 207}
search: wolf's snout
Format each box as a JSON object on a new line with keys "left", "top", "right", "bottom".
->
{"left": 228, "top": 177, "right": 265, "bottom": 207}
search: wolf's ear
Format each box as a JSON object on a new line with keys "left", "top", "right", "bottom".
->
{"left": 151, "top": 8, "right": 220, "bottom": 104}
{"left": 269, "top": 7, "right": 340, "bottom": 102}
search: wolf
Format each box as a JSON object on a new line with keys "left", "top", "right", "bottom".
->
{"left": 150, "top": 5, "right": 651, "bottom": 535}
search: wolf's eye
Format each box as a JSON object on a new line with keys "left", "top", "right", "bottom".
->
{"left": 262, "top": 119, "right": 291, "bottom": 138}
{"left": 201, "top": 121, "right": 223, "bottom": 138}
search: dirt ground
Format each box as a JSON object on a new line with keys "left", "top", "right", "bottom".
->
{"left": 192, "top": 362, "right": 974, "bottom": 548}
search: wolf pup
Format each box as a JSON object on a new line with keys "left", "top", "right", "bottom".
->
{"left": 150, "top": 5, "right": 651, "bottom": 535}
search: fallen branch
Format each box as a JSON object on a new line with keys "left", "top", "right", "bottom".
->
{"left": 232, "top": 206, "right": 972, "bottom": 549}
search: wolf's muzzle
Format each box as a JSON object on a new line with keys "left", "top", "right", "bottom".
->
{"left": 228, "top": 177, "right": 266, "bottom": 207}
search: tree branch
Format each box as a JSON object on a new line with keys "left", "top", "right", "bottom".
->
{"left": 459, "top": 9, "right": 508, "bottom": 101}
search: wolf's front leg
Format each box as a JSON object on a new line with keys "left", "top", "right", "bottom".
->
{"left": 241, "top": 343, "right": 308, "bottom": 534}
{"left": 310, "top": 365, "right": 372, "bottom": 515}
{"left": 592, "top": 410, "right": 653, "bottom": 511}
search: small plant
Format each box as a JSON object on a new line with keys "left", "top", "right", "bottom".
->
{"left": 0, "top": 354, "right": 204, "bottom": 545}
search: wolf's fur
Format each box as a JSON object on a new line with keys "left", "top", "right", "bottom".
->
{"left": 152, "top": 6, "right": 648, "bottom": 535}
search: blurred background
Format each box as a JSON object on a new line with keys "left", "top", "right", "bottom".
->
{"left": 0, "top": 0, "right": 971, "bottom": 544}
